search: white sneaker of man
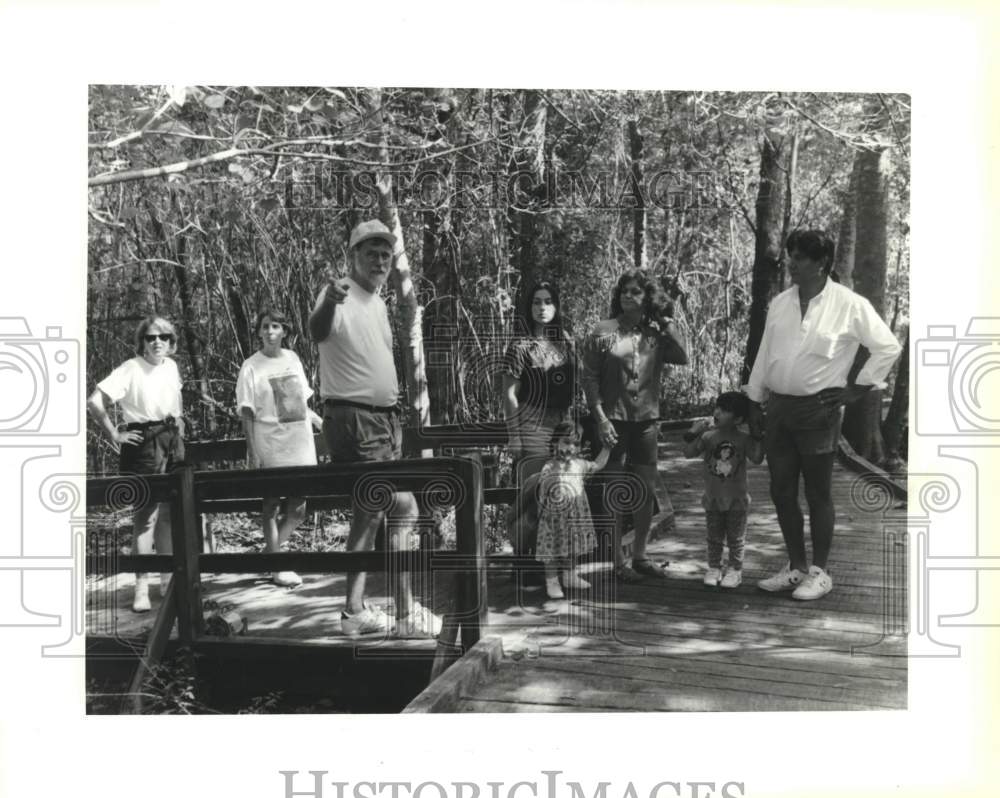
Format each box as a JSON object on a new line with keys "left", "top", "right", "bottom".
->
{"left": 341, "top": 603, "right": 392, "bottom": 636}
{"left": 757, "top": 563, "right": 805, "bottom": 592}
{"left": 394, "top": 601, "right": 442, "bottom": 638}
{"left": 792, "top": 565, "right": 833, "bottom": 600}
{"left": 703, "top": 567, "right": 722, "bottom": 587}
{"left": 132, "top": 577, "right": 151, "bottom": 613}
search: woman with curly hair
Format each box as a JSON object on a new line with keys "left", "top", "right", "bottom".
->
{"left": 581, "top": 269, "right": 687, "bottom": 583}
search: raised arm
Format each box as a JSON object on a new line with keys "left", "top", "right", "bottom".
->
{"left": 308, "top": 276, "right": 349, "bottom": 343}
{"left": 659, "top": 318, "right": 688, "bottom": 366}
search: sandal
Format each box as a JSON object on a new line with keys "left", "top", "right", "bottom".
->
{"left": 614, "top": 564, "right": 643, "bottom": 584}
{"left": 632, "top": 559, "right": 668, "bottom": 579}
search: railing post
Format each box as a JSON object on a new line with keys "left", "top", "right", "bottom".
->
{"left": 170, "top": 466, "right": 203, "bottom": 646}
{"left": 454, "top": 454, "right": 485, "bottom": 650}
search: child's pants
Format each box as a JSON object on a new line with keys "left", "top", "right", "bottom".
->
{"left": 705, "top": 506, "right": 748, "bottom": 569}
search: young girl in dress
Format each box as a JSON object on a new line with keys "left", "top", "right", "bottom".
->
{"left": 236, "top": 308, "right": 319, "bottom": 588}
{"left": 532, "top": 421, "right": 610, "bottom": 599}
{"left": 87, "top": 316, "right": 185, "bottom": 613}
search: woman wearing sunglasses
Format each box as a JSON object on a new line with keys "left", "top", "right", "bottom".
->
{"left": 87, "top": 316, "right": 185, "bottom": 613}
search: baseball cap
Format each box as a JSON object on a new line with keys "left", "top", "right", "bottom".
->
{"left": 348, "top": 220, "right": 397, "bottom": 250}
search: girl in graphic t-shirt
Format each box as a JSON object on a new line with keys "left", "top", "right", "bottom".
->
{"left": 236, "top": 309, "right": 320, "bottom": 588}
{"left": 87, "top": 316, "right": 185, "bottom": 613}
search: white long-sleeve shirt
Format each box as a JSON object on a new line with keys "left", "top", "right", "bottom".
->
{"left": 745, "top": 279, "right": 901, "bottom": 402}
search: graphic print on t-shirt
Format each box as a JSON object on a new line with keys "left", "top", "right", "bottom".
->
{"left": 269, "top": 374, "right": 307, "bottom": 422}
{"left": 709, "top": 439, "right": 740, "bottom": 479}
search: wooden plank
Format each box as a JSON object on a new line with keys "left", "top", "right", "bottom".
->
{"left": 87, "top": 473, "right": 176, "bottom": 508}
{"left": 404, "top": 636, "right": 504, "bottom": 713}
{"left": 455, "top": 453, "right": 486, "bottom": 651}
{"left": 170, "top": 467, "right": 203, "bottom": 645}
{"left": 471, "top": 666, "right": 880, "bottom": 712}
{"left": 512, "top": 655, "right": 904, "bottom": 710}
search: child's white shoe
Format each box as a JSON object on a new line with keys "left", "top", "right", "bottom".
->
{"left": 720, "top": 568, "right": 742, "bottom": 589}
{"left": 561, "top": 569, "right": 591, "bottom": 590}
{"left": 703, "top": 567, "right": 722, "bottom": 587}
{"left": 545, "top": 576, "right": 565, "bottom": 600}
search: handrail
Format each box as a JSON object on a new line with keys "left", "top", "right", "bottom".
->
{"left": 87, "top": 456, "right": 486, "bottom": 658}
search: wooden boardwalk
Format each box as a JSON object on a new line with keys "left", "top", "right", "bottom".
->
{"left": 87, "top": 430, "right": 907, "bottom": 712}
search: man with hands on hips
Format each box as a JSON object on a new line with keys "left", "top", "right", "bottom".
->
{"left": 745, "top": 229, "right": 901, "bottom": 600}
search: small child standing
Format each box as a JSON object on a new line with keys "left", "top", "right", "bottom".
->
{"left": 683, "top": 391, "right": 764, "bottom": 588}
{"left": 532, "top": 421, "right": 610, "bottom": 599}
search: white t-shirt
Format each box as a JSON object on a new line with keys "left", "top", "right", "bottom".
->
{"left": 314, "top": 277, "right": 398, "bottom": 406}
{"left": 96, "top": 356, "right": 183, "bottom": 424}
{"left": 235, "top": 349, "right": 317, "bottom": 467}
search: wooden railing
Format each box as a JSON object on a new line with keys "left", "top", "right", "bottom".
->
{"left": 87, "top": 456, "right": 486, "bottom": 711}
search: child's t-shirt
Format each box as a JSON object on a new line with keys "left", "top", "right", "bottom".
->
{"left": 235, "top": 350, "right": 317, "bottom": 467}
{"left": 693, "top": 428, "right": 753, "bottom": 510}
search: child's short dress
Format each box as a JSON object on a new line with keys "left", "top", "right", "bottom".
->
{"left": 535, "top": 457, "right": 598, "bottom": 562}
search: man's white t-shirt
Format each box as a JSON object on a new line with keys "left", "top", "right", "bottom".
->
{"left": 314, "top": 276, "right": 398, "bottom": 406}
{"left": 236, "top": 349, "right": 318, "bottom": 467}
{"left": 96, "top": 356, "right": 183, "bottom": 424}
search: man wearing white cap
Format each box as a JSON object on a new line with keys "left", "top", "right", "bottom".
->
{"left": 308, "top": 219, "right": 441, "bottom": 637}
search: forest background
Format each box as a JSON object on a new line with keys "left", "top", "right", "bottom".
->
{"left": 87, "top": 86, "right": 910, "bottom": 474}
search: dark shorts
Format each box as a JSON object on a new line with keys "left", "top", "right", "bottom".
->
{"left": 764, "top": 392, "right": 843, "bottom": 458}
{"left": 607, "top": 419, "right": 659, "bottom": 468}
{"left": 118, "top": 422, "right": 184, "bottom": 476}
{"left": 322, "top": 403, "right": 402, "bottom": 463}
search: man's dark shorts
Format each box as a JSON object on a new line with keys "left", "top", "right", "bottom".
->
{"left": 764, "top": 392, "right": 843, "bottom": 458}
{"left": 607, "top": 419, "right": 659, "bottom": 467}
{"left": 322, "top": 403, "right": 402, "bottom": 463}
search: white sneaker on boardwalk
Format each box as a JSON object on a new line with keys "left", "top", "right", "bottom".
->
{"left": 132, "top": 579, "right": 151, "bottom": 613}
{"left": 394, "top": 602, "right": 442, "bottom": 638}
{"left": 720, "top": 569, "right": 742, "bottom": 589}
{"left": 341, "top": 604, "right": 391, "bottom": 636}
{"left": 757, "top": 563, "right": 805, "bottom": 592}
{"left": 792, "top": 565, "right": 833, "bottom": 600}
{"left": 560, "top": 570, "right": 590, "bottom": 590}
{"left": 703, "top": 567, "right": 722, "bottom": 587}
{"left": 272, "top": 571, "right": 303, "bottom": 588}
{"left": 545, "top": 577, "right": 565, "bottom": 600}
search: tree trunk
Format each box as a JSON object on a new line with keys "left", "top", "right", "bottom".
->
{"left": 145, "top": 200, "right": 217, "bottom": 434}
{"left": 842, "top": 144, "right": 891, "bottom": 463}
{"left": 372, "top": 97, "right": 430, "bottom": 436}
{"left": 507, "top": 90, "right": 547, "bottom": 284}
{"left": 627, "top": 118, "right": 648, "bottom": 270}
{"left": 741, "top": 122, "right": 786, "bottom": 385}
{"left": 833, "top": 155, "right": 861, "bottom": 287}
{"left": 881, "top": 329, "right": 909, "bottom": 474}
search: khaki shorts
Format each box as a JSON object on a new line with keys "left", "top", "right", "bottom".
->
{"left": 764, "top": 392, "right": 843, "bottom": 458}
{"left": 322, "top": 403, "right": 402, "bottom": 463}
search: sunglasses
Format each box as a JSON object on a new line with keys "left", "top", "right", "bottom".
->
{"left": 144, "top": 334, "right": 174, "bottom": 343}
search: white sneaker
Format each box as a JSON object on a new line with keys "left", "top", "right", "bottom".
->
{"left": 341, "top": 604, "right": 391, "bottom": 636}
{"left": 272, "top": 571, "right": 303, "bottom": 588}
{"left": 720, "top": 569, "right": 742, "bottom": 589}
{"left": 545, "top": 577, "right": 565, "bottom": 600}
{"left": 132, "top": 579, "right": 151, "bottom": 613}
{"left": 561, "top": 569, "right": 591, "bottom": 590}
{"left": 758, "top": 563, "right": 805, "bottom": 592}
{"left": 703, "top": 567, "right": 722, "bottom": 586}
{"left": 394, "top": 601, "right": 442, "bottom": 638}
{"left": 792, "top": 565, "right": 833, "bottom": 600}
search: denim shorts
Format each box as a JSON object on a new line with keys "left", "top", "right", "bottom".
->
{"left": 606, "top": 419, "right": 660, "bottom": 467}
